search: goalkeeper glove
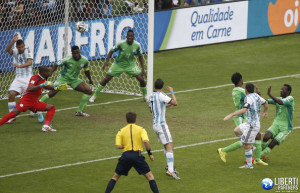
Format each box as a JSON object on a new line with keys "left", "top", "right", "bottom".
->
{"left": 54, "top": 83, "right": 68, "bottom": 91}
{"left": 40, "top": 81, "right": 53, "bottom": 87}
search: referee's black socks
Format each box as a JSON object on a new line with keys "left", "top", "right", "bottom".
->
{"left": 105, "top": 179, "right": 116, "bottom": 193}
{"left": 149, "top": 180, "right": 159, "bottom": 193}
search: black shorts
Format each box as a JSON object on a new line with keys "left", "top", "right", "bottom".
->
{"left": 115, "top": 151, "right": 151, "bottom": 176}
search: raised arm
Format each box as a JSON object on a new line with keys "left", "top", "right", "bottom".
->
{"left": 262, "top": 100, "right": 268, "bottom": 119}
{"left": 6, "top": 34, "right": 18, "bottom": 55}
{"left": 166, "top": 86, "right": 177, "bottom": 106}
{"left": 267, "top": 86, "right": 283, "bottom": 105}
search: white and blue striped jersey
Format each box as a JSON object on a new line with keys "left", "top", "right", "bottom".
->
{"left": 12, "top": 47, "right": 33, "bottom": 78}
{"left": 243, "top": 93, "right": 266, "bottom": 127}
{"left": 147, "top": 91, "right": 172, "bottom": 125}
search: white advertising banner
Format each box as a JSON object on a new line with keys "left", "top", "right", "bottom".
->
{"left": 165, "top": 1, "right": 248, "bottom": 49}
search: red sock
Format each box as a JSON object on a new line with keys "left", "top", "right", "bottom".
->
{"left": 0, "top": 112, "right": 16, "bottom": 126}
{"left": 45, "top": 106, "right": 56, "bottom": 125}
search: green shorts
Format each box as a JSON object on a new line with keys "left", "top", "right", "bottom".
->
{"left": 55, "top": 75, "right": 83, "bottom": 89}
{"left": 267, "top": 123, "right": 291, "bottom": 144}
{"left": 107, "top": 63, "right": 141, "bottom": 77}
{"left": 233, "top": 115, "right": 246, "bottom": 127}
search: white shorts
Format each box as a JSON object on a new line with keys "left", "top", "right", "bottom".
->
{"left": 239, "top": 122, "right": 260, "bottom": 144}
{"left": 8, "top": 77, "right": 30, "bottom": 94}
{"left": 153, "top": 123, "right": 173, "bottom": 145}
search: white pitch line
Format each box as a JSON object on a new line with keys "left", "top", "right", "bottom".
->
{"left": 1, "top": 127, "right": 299, "bottom": 179}
{"left": 1, "top": 74, "right": 299, "bottom": 178}
{"left": 15, "top": 73, "right": 300, "bottom": 118}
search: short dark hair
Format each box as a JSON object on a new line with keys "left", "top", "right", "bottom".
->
{"left": 231, "top": 72, "right": 242, "bottom": 85}
{"left": 38, "top": 66, "right": 49, "bottom": 73}
{"left": 284, "top": 84, "right": 292, "bottom": 93}
{"left": 126, "top": 112, "right": 136, "bottom": 123}
{"left": 155, "top": 78, "right": 164, "bottom": 89}
{"left": 71, "top": 45, "right": 80, "bottom": 52}
{"left": 127, "top": 29, "right": 134, "bottom": 34}
{"left": 245, "top": 82, "right": 254, "bottom": 93}
{"left": 16, "top": 39, "right": 24, "bottom": 46}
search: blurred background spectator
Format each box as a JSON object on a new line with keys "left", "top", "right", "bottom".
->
{"left": 12, "top": 0, "right": 25, "bottom": 26}
{"left": 155, "top": 0, "right": 173, "bottom": 10}
{"left": 0, "top": 0, "right": 14, "bottom": 30}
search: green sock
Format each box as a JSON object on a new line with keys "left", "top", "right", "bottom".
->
{"left": 254, "top": 140, "right": 262, "bottom": 161}
{"left": 40, "top": 94, "right": 50, "bottom": 103}
{"left": 77, "top": 94, "right": 90, "bottom": 112}
{"left": 93, "top": 85, "right": 104, "bottom": 97}
{"left": 261, "top": 147, "right": 272, "bottom": 158}
{"left": 222, "top": 141, "right": 243, "bottom": 153}
{"left": 262, "top": 142, "right": 268, "bottom": 150}
{"left": 141, "top": 87, "right": 147, "bottom": 98}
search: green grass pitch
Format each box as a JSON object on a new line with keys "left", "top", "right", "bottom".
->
{"left": 0, "top": 33, "right": 299, "bottom": 193}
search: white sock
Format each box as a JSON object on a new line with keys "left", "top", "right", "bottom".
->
{"left": 8, "top": 102, "right": 16, "bottom": 112}
{"left": 245, "top": 149, "right": 253, "bottom": 166}
{"left": 165, "top": 151, "right": 174, "bottom": 173}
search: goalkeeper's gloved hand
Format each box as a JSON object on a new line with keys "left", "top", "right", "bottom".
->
{"left": 40, "top": 81, "right": 53, "bottom": 87}
{"left": 54, "top": 83, "right": 68, "bottom": 91}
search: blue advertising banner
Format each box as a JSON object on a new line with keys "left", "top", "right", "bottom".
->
{"left": 0, "top": 14, "right": 148, "bottom": 72}
{"left": 248, "top": 0, "right": 300, "bottom": 39}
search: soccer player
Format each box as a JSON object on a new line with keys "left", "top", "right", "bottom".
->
{"left": 147, "top": 78, "right": 180, "bottom": 179}
{"left": 260, "top": 84, "right": 294, "bottom": 159}
{"left": 105, "top": 112, "right": 159, "bottom": 193}
{"left": 218, "top": 73, "right": 267, "bottom": 165}
{"left": 0, "top": 66, "right": 67, "bottom": 132}
{"left": 89, "top": 29, "right": 147, "bottom": 102}
{"left": 37, "top": 45, "right": 94, "bottom": 121}
{"left": 223, "top": 82, "right": 268, "bottom": 169}
{"left": 5, "top": 33, "right": 33, "bottom": 123}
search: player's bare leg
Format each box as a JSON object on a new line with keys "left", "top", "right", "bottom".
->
{"left": 6, "top": 91, "right": 19, "bottom": 123}
{"left": 135, "top": 73, "right": 147, "bottom": 100}
{"left": 89, "top": 74, "right": 113, "bottom": 102}
{"left": 75, "top": 82, "right": 92, "bottom": 116}
{"left": 37, "top": 90, "right": 59, "bottom": 122}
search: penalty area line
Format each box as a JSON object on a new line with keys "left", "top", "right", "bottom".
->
{"left": 0, "top": 127, "right": 299, "bottom": 179}
{"left": 15, "top": 73, "right": 300, "bottom": 118}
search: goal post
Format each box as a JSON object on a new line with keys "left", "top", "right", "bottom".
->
{"left": 0, "top": 0, "right": 154, "bottom": 99}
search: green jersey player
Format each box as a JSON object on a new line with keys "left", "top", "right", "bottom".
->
{"left": 89, "top": 29, "right": 147, "bottom": 102}
{"left": 260, "top": 84, "right": 294, "bottom": 159}
{"left": 218, "top": 73, "right": 268, "bottom": 166}
{"left": 37, "top": 46, "right": 94, "bottom": 121}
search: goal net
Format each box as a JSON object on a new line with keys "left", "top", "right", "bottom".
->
{"left": 0, "top": 0, "right": 153, "bottom": 99}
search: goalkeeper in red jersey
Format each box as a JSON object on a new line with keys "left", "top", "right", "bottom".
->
{"left": 0, "top": 66, "right": 67, "bottom": 132}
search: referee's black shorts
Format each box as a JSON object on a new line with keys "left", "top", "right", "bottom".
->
{"left": 115, "top": 151, "right": 151, "bottom": 176}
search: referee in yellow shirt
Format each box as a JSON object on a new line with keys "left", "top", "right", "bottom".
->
{"left": 105, "top": 112, "right": 159, "bottom": 193}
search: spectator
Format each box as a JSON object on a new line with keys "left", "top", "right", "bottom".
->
{"left": 24, "top": 0, "right": 41, "bottom": 26}
{"left": 0, "top": 0, "right": 14, "bottom": 30}
{"left": 42, "top": 0, "right": 56, "bottom": 24}
{"left": 155, "top": 0, "right": 173, "bottom": 10}
{"left": 12, "top": 0, "right": 25, "bottom": 26}
{"left": 94, "top": 0, "right": 113, "bottom": 18}
{"left": 71, "top": 0, "right": 84, "bottom": 19}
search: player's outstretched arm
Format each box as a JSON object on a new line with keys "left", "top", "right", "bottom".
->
{"left": 224, "top": 108, "right": 247, "bottom": 121}
{"left": 6, "top": 33, "right": 18, "bottom": 55}
{"left": 103, "top": 50, "right": 113, "bottom": 70}
{"left": 267, "top": 86, "right": 283, "bottom": 105}
{"left": 139, "top": 56, "right": 146, "bottom": 77}
{"left": 84, "top": 70, "right": 94, "bottom": 85}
